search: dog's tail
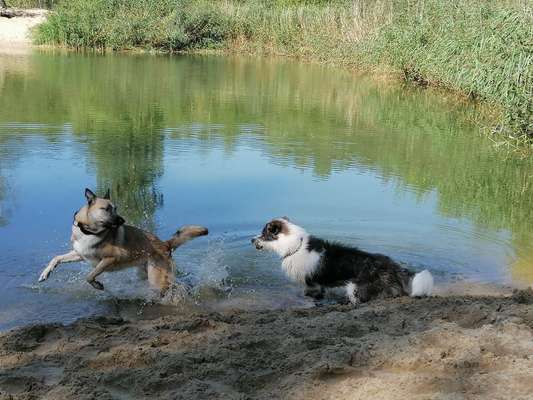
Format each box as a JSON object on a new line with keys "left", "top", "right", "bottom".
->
{"left": 166, "top": 225, "right": 208, "bottom": 252}
{"left": 410, "top": 270, "right": 434, "bottom": 297}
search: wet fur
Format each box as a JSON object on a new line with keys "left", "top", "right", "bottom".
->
{"left": 253, "top": 218, "right": 433, "bottom": 304}
{"left": 304, "top": 236, "right": 414, "bottom": 302}
{"left": 39, "top": 188, "right": 208, "bottom": 293}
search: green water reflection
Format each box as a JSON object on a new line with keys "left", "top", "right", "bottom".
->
{"left": 0, "top": 52, "right": 531, "bottom": 282}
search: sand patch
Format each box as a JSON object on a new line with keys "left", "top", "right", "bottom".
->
{"left": 1, "top": 292, "right": 533, "bottom": 399}
{"left": 0, "top": 8, "right": 47, "bottom": 54}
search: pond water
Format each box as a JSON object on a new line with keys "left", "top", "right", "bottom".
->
{"left": 0, "top": 52, "right": 532, "bottom": 331}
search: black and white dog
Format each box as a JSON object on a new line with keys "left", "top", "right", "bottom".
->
{"left": 252, "top": 218, "right": 433, "bottom": 305}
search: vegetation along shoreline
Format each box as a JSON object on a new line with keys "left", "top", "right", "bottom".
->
{"left": 3, "top": 0, "right": 531, "bottom": 149}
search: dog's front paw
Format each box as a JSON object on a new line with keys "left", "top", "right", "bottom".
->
{"left": 38, "top": 269, "right": 50, "bottom": 282}
{"left": 89, "top": 280, "right": 104, "bottom": 290}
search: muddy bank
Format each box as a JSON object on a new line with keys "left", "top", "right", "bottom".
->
{"left": 1, "top": 290, "right": 533, "bottom": 400}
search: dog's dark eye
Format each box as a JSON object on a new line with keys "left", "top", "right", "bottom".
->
{"left": 269, "top": 224, "right": 280, "bottom": 235}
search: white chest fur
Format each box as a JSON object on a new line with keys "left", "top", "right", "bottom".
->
{"left": 71, "top": 225, "right": 103, "bottom": 263}
{"left": 281, "top": 248, "right": 321, "bottom": 284}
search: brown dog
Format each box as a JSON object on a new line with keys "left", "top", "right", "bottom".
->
{"left": 38, "top": 188, "right": 208, "bottom": 292}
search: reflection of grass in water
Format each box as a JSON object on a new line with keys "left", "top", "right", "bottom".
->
{"left": 0, "top": 176, "right": 8, "bottom": 226}
{"left": 89, "top": 106, "right": 165, "bottom": 229}
{"left": 0, "top": 53, "right": 532, "bottom": 275}
{"left": 0, "top": 132, "right": 18, "bottom": 227}
{"left": 33, "top": 0, "right": 532, "bottom": 143}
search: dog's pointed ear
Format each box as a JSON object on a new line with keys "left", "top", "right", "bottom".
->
{"left": 85, "top": 188, "right": 96, "bottom": 205}
{"left": 103, "top": 189, "right": 110, "bottom": 200}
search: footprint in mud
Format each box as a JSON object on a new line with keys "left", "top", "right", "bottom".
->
{"left": 0, "top": 324, "right": 60, "bottom": 352}
{"left": 0, "top": 363, "right": 64, "bottom": 395}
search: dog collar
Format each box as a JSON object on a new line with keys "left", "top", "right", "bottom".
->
{"left": 74, "top": 220, "right": 108, "bottom": 236}
{"left": 282, "top": 238, "right": 303, "bottom": 260}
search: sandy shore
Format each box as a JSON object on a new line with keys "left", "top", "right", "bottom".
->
{"left": 1, "top": 289, "right": 532, "bottom": 400}
{"left": 0, "top": 9, "right": 46, "bottom": 53}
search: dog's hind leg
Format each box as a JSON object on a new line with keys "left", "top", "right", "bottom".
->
{"left": 345, "top": 282, "right": 360, "bottom": 306}
{"left": 346, "top": 282, "right": 370, "bottom": 306}
{"left": 86, "top": 257, "right": 115, "bottom": 290}
{"left": 147, "top": 261, "right": 175, "bottom": 292}
{"left": 39, "top": 250, "right": 82, "bottom": 282}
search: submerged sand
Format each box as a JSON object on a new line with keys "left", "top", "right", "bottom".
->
{"left": 1, "top": 289, "right": 532, "bottom": 400}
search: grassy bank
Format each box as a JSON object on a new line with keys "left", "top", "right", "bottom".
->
{"left": 33, "top": 0, "right": 532, "bottom": 145}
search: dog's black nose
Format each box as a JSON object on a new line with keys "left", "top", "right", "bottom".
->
{"left": 252, "top": 238, "right": 263, "bottom": 250}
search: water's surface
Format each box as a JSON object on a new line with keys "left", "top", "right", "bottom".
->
{"left": 0, "top": 52, "right": 532, "bottom": 331}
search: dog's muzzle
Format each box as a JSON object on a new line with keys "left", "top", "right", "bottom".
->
{"left": 251, "top": 237, "right": 264, "bottom": 250}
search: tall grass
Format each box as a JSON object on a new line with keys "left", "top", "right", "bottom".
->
{"left": 35, "top": 0, "right": 232, "bottom": 50}
{"left": 34, "top": 0, "right": 532, "bottom": 144}
{"left": 365, "top": 1, "right": 532, "bottom": 144}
